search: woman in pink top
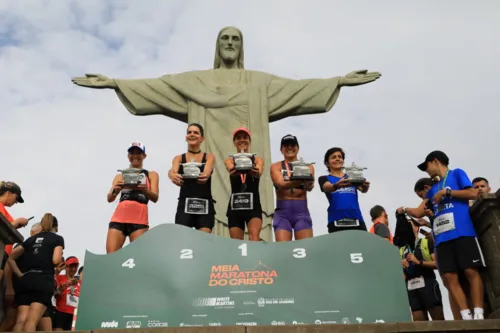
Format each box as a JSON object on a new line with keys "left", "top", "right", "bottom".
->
{"left": 106, "top": 142, "right": 159, "bottom": 253}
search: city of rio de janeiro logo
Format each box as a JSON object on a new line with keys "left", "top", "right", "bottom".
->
{"left": 208, "top": 261, "right": 278, "bottom": 287}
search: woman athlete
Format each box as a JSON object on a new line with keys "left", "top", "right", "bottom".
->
{"left": 107, "top": 142, "right": 159, "bottom": 253}
{"left": 8, "top": 213, "right": 63, "bottom": 332}
{"left": 224, "top": 127, "right": 264, "bottom": 241}
{"left": 169, "top": 123, "right": 215, "bottom": 233}
{"left": 270, "top": 134, "right": 314, "bottom": 241}
{"left": 318, "top": 147, "right": 370, "bottom": 233}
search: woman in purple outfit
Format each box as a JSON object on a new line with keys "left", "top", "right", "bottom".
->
{"left": 270, "top": 134, "right": 314, "bottom": 242}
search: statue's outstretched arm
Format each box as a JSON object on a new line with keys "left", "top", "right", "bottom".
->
{"left": 71, "top": 74, "right": 117, "bottom": 89}
{"left": 339, "top": 70, "right": 381, "bottom": 87}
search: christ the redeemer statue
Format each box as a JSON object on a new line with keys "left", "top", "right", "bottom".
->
{"left": 71, "top": 26, "right": 381, "bottom": 242}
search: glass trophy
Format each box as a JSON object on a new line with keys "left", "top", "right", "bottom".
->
{"left": 117, "top": 168, "right": 145, "bottom": 188}
{"left": 289, "top": 157, "right": 315, "bottom": 181}
{"left": 343, "top": 162, "right": 367, "bottom": 186}
{"left": 230, "top": 150, "right": 256, "bottom": 172}
{"left": 181, "top": 159, "right": 204, "bottom": 179}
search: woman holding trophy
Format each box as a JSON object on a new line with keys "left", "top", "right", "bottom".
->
{"left": 224, "top": 127, "right": 264, "bottom": 241}
{"left": 318, "top": 147, "right": 370, "bottom": 233}
{"left": 106, "top": 142, "right": 159, "bottom": 253}
{"left": 168, "top": 123, "right": 216, "bottom": 233}
{"left": 270, "top": 134, "right": 315, "bottom": 242}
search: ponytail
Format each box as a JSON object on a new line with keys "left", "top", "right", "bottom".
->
{"left": 40, "top": 213, "right": 58, "bottom": 232}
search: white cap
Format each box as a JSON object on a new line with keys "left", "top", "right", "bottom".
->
{"left": 128, "top": 142, "right": 146, "bottom": 153}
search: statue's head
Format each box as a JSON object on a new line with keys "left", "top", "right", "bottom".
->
{"left": 214, "top": 26, "right": 244, "bottom": 69}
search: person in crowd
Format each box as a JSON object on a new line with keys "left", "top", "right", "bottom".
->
{"left": 7, "top": 213, "right": 64, "bottom": 332}
{"left": 412, "top": 177, "right": 471, "bottom": 320}
{"left": 54, "top": 257, "right": 80, "bottom": 331}
{"left": 169, "top": 124, "right": 216, "bottom": 233}
{"left": 398, "top": 151, "right": 485, "bottom": 320}
{"left": 0, "top": 182, "right": 30, "bottom": 281}
{"left": 400, "top": 219, "right": 444, "bottom": 321}
{"left": 318, "top": 147, "right": 370, "bottom": 233}
{"left": 270, "top": 134, "right": 314, "bottom": 241}
{"left": 106, "top": 142, "right": 160, "bottom": 253}
{"left": 368, "top": 205, "right": 393, "bottom": 243}
{"left": 0, "top": 223, "right": 52, "bottom": 332}
{"left": 224, "top": 127, "right": 264, "bottom": 241}
{"left": 470, "top": 177, "right": 491, "bottom": 207}
{"left": 472, "top": 177, "right": 491, "bottom": 195}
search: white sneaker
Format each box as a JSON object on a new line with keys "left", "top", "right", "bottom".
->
{"left": 474, "top": 313, "right": 484, "bottom": 320}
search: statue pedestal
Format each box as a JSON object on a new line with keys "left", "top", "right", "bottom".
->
{"left": 470, "top": 189, "right": 500, "bottom": 318}
{"left": 0, "top": 213, "right": 24, "bottom": 323}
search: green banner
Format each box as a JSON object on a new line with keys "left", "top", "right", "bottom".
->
{"left": 75, "top": 224, "right": 411, "bottom": 329}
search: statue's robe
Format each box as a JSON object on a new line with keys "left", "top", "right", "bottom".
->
{"left": 114, "top": 69, "right": 341, "bottom": 241}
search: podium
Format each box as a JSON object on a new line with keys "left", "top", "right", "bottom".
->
{"left": 0, "top": 213, "right": 24, "bottom": 322}
{"left": 75, "top": 225, "right": 411, "bottom": 330}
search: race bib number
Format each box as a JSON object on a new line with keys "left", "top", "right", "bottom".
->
{"left": 334, "top": 218, "right": 360, "bottom": 227}
{"left": 433, "top": 212, "right": 456, "bottom": 235}
{"left": 184, "top": 198, "right": 209, "bottom": 215}
{"left": 231, "top": 193, "right": 253, "bottom": 210}
{"left": 66, "top": 294, "right": 79, "bottom": 307}
{"left": 408, "top": 276, "right": 425, "bottom": 291}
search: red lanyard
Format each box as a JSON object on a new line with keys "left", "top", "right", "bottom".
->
{"left": 284, "top": 161, "right": 291, "bottom": 179}
{"left": 240, "top": 174, "right": 247, "bottom": 184}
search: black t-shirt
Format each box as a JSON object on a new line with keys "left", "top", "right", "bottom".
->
{"left": 403, "top": 238, "right": 436, "bottom": 280}
{"left": 21, "top": 231, "right": 64, "bottom": 275}
{"left": 374, "top": 223, "right": 391, "bottom": 239}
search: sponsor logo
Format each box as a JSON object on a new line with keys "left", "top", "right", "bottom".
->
{"left": 236, "top": 322, "right": 257, "bottom": 326}
{"left": 356, "top": 317, "right": 363, "bottom": 323}
{"left": 126, "top": 321, "right": 141, "bottom": 328}
{"left": 271, "top": 321, "right": 286, "bottom": 325}
{"left": 257, "top": 297, "right": 295, "bottom": 307}
{"left": 100, "top": 321, "right": 118, "bottom": 328}
{"left": 193, "top": 297, "right": 235, "bottom": 307}
{"left": 292, "top": 321, "right": 305, "bottom": 325}
{"left": 147, "top": 320, "right": 168, "bottom": 327}
{"left": 315, "top": 320, "right": 337, "bottom": 324}
{"left": 342, "top": 317, "right": 350, "bottom": 324}
{"left": 180, "top": 323, "right": 202, "bottom": 327}
{"left": 209, "top": 261, "right": 278, "bottom": 287}
{"left": 375, "top": 319, "right": 385, "bottom": 323}
{"left": 209, "top": 323, "right": 221, "bottom": 326}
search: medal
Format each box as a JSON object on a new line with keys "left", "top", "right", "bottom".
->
{"left": 240, "top": 174, "right": 247, "bottom": 192}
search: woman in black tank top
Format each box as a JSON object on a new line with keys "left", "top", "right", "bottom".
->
{"left": 224, "top": 127, "right": 264, "bottom": 241}
{"left": 169, "top": 124, "right": 215, "bottom": 233}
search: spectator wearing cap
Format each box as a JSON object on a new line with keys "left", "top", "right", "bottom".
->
{"left": 270, "top": 134, "right": 314, "bottom": 242}
{"left": 0, "top": 181, "right": 30, "bottom": 281}
{"left": 106, "top": 142, "right": 159, "bottom": 253}
{"left": 398, "top": 150, "right": 485, "bottom": 320}
{"left": 224, "top": 127, "right": 264, "bottom": 241}
{"left": 54, "top": 257, "right": 80, "bottom": 331}
{"left": 318, "top": 147, "right": 370, "bottom": 233}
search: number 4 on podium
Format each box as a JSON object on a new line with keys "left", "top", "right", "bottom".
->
{"left": 122, "top": 258, "right": 136, "bottom": 269}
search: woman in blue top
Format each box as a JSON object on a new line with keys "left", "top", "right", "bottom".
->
{"left": 318, "top": 147, "right": 370, "bottom": 233}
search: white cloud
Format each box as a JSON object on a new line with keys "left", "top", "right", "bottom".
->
{"left": 2, "top": 0, "right": 500, "bottom": 321}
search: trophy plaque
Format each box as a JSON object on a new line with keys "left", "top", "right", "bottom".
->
{"left": 343, "top": 162, "right": 367, "bottom": 186}
{"left": 118, "top": 168, "right": 145, "bottom": 188}
{"left": 181, "top": 159, "right": 205, "bottom": 179}
{"left": 289, "top": 157, "right": 315, "bottom": 181}
{"left": 230, "top": 150, "right": 256, "bottom": 172}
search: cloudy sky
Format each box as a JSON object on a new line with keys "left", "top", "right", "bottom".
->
{"left": 2, "top": 0, "right": 499, "bottom": 320}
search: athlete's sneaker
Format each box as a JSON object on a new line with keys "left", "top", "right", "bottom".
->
{"left": 474, "top": 313, "right": 484, "bottom": 320}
